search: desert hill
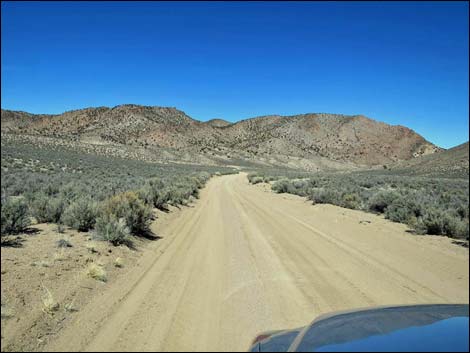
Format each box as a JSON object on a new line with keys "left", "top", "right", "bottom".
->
{"left": 204, "top": 119, "right": 232, "bottom": 128}
{"left": 1, "top": 105, "right": 440, "bottom": 168}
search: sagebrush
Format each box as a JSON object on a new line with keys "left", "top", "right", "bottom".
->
{"left": 249, "top": 171, "right": 469, "bottom": 240}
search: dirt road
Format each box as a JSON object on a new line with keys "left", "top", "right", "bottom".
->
{"left": 45, "top": 173, "right": 469, "bottom": 352}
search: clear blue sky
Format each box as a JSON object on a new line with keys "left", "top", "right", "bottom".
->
{"left": 1, "top": 1, "right": 468, "bottom": 148}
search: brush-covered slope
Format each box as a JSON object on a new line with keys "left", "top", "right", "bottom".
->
{"left": 390, "top": 141, "right": 469, "bottom": 178}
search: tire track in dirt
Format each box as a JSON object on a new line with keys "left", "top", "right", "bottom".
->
{"left": 232, "top": 181, "right": 448, "bottom": 303}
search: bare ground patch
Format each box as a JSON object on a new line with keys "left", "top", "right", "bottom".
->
{"left": 0, "top": 218, "right": 163, "bottom": 352}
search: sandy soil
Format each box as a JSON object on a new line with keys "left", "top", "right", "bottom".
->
{"left": 3, "top": 173, "right": 469, "bottom": 352}
{"left": 0, "top": 221, "right": 167, "bottom": 352}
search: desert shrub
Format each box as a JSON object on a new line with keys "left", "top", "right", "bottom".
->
{"left": 165, "top": 182, "right": 197, "bottom": 205}
{"left": 56, "top": 223, "right": 65, "bottom": 233}
{"left": 56, "top": 236, "right": 73, "bottom": 248}
{"left": 261, "top": 176, "right": 274, "bottom": 182}
{"left": 408, "top": 208, "right": 465, "bottom": 238}
{"left": 287, "top": 179, "right": 311, "bottom": 196}
{"left": 188, "top": 181, "right": 200, "bottom": 199}
{"left": 367, "top": 191, "right": 400, "bottom": 213}
{"left": 137, "top": 175, "right": 207, "bottom": 209}
{"left": 247, "top": 173, "right": 259, "bottom": 183}
{"left": 94, "top": 214, "right": 131, "bottom": 245}
{"left": 154, "top": 188, "right": 172, "bottom": 209}
{"left": 272, "top": 177, "right": 322, "bottom": 197}
{"left": 167, "top": 188, "right": 186, "bottom": 206}
{"left": 292, "top": 179, "right": 307, "bottom": 189}
{"left": 359, "top": 180, "right": 375, "bottom": 189}
{"left": 30, "top": 193, "right": 66, "bottom": 223}
{"left": 136, "top": 184, "right": 154, "bottom": 206}
{"left": 1, "top": 140, "right": 232, "bottom": 204}
{"left": 248, "top": 174, "right": 279, "bottom": 183}
{"left": 454, "top": 203, "right": 469, "bottom": 220}
{"left": 1, "top": 197, "right": 31, "bottom": 235}
{"left": 272, "top": 179, "right": 294, "bottom": 194}
{"left": 196, "top": 171, "right": 211, "bottom": 184}
{"left": 62, "top": 198, "right": 98, "bottom": 231}
{"left": 309, "top": 189, "right": 341, "bottom": 205}
{"left": 407, "top": 212, "right": 468, "bottom": 239}
{"left": 442, "top": 216, "right": 469, "bottom": 239}
{"left": 247, "top": 168, "right": 468, "bottom": 241}
{"left": 449, "top": 218, "right": 469, "bottom": 239}
{"left": 140, "top": 178, "right": 166, "bottom": 207}
{"left": 417, "top": 208, "right": 446, "bottom": 235}
{"left": 384, "top": 197, "right": 423, "bottom": 223}
{"left": 100, "top": 191, "right": 152, "bottom": 234}
{"left": 138, "top": 182, "right": 171, "bottom": 210}
{"left": 385, "top": 204, "right": 414, "bottom": 224}
{"left": 341, "top": 193, "right": 361, "bottom": 210}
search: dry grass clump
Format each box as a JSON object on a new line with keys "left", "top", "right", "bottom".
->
{"left": 86, "top": 263, "right": 107, "bottom": 282}
{"left": 42, "top": 286, "right": 59, "bottom": 314}
{"left": 64, "top": 299, "right": 78, "bottom": 313}
{"left": 114, "top": 257, "right": 124, "bottom": 268}
{"left": 85, "top": 241, "right": 99, "bottom": 253}
{"left": 1, "top": 303, "right": 14, "bottom": 319}
{"left": 53, "top": 249, "right": 67, "bottom": 262}
{"left": 31, "top": 260, "right": 51, "bottom": 268}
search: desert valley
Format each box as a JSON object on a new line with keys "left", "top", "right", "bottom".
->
{"left": 1, "top": 106, "right": 468, "bottom": 351}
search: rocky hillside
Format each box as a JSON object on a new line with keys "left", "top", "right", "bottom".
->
{"left": 389, "top": 141, "right": 469, "bottom": 178}
{"left": 218, "top": 113, "right": 440, "bottom": 165}
{"left": 1, "top": 105, "right": 440, "bottom": 167}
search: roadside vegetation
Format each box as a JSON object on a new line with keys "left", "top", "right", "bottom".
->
{"left": 248, "top": 171, "right": 469, "bottom": 240}
{"left": 1, "top": 141, "right": 234, "bottom": 245}
{"left": 0, "top": 140, "right": 235, "bottom": 350}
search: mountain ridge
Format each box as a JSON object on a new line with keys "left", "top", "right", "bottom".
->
{"left": 1, "top": 105, "right": 441, "bottom": 168}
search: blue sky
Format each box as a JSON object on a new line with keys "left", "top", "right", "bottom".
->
{"left": 1, "top": 1, "right": 468, "bottom": 148}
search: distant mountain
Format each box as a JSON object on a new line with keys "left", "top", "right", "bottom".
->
{"left": 1, "top": 105, "right": 440, "bottom": 168}
{"left": 389, "top": 141, "right": 469, "bottom": 178}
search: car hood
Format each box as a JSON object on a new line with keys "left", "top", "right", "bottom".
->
{"left": 250, "top": 304, "right": 469, "bottom": 352}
